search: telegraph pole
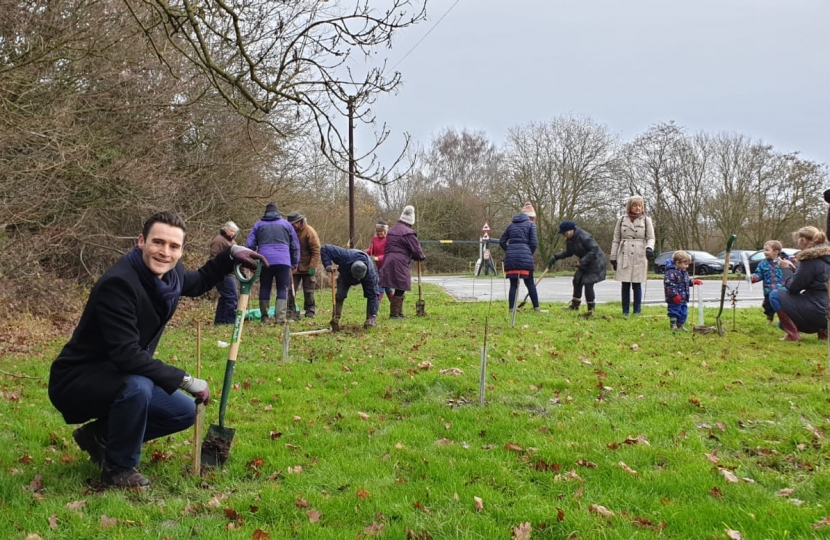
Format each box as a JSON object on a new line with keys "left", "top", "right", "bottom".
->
{"left": 347, "top": 96, "right": 355, "bottom": 248}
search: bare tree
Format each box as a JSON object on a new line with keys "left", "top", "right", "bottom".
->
{"left": 501, "top": 116, "right": 618, "bottom": 260}
{"left": 124, "top": 0, "right": 427, "bottom": 183}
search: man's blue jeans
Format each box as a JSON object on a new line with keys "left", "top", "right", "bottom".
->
{"left": 101, "top": 375, "right": 195, "bottom": 469}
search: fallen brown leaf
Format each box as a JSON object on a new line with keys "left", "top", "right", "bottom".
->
{"left": 48, "top": 514, "right": 59, "bottom": 530}
{"left": 618, "top": 461, "right": 638, "bottom": 475}
{"left": 307, "top": 508, "right": 322, "bottom": 523}
{"left": 474, "top": 496, "right": 484, "bottom": 512}
{"left": 364, "top": 521, "right": 385, "bottom": 535}
{"left": 252, "top": 529, "right": 271, "bottom": 540}
{"left": 725, "top": 529, "right": 743, "bottom": 540}
{"left": 357, "top": 489, "right": 370, "bottom": 499}
{"left": 812, "top": 517, "right": 830, "bottom": 529}
{"left": 512, "top": 521, "right": 532, "bottom": 539}
{"left": 719, "top": 468, "right": 739, "bottom": 483}
{"left": 589, "top": 504, "right": 614, "bottom": 518}
{"left": 100, "top": 515, "right": 118, "bottom": 528}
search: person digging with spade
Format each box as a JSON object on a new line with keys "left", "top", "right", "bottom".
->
{"left": 48, "top": 211, "right": 267, "bottom": 488}
{"left": 549, "top": 220, "right": 607, "bottom": 317}
{"left": 321, "top": 244, "right": 379, "bottom": 329}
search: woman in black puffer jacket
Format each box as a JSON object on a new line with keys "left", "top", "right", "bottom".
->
{"left": 499, "top": 202, "right": 540, "bottom": 312}
{"left": 771, "top": 226, "right": 830, "bottom": 341}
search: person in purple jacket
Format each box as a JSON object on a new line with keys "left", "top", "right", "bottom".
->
{"left": 379, "top": 205, "right": 426, "bottom": 319}
{"left": 246, "top": 202, "right": 300, "bottom": 324}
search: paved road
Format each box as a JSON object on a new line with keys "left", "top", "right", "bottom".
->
{"left": 420, "top": 275, "right": 762, "bottom": 309}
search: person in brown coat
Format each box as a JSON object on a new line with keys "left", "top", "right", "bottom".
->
{"left": 209, "top": 221, "right": 240, "bottom": 324}
{"left": 287, "top": 211, "right": 321, "bottom": 319}
{"left": 379, "top": 205, "right": 426, "bottom": 318}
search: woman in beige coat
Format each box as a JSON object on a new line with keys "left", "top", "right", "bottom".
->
{"left": 610, "top": 196, "right": 655, "bottom": 316}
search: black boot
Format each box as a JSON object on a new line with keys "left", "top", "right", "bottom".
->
{"left": 565, "top": 298, "right": 581, "bottom": 311}
{"left": 580, "top": 303, "right": 595, "bottom": 318}
{"left": 101, "top": 463, "right": 150, "bottom": 488}
{"left": 303, "top": 291, "right": 316, "bottom": 318}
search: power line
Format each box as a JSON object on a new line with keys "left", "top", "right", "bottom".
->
{"left": 387, "top": 0, "right": 463, "bottom": 74}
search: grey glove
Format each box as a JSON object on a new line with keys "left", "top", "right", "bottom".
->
{"left": 180, "top": 373, "right": 211, "bottom": 405}
{"left": 645, "top": 247, "right": 654, "bottom": 261}
{"left": 230, "top": 245, "right": 269, "bottom": 270}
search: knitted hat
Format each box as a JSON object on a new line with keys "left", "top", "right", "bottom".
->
{"left": 823, "top": 189, "right": 830, "bottom": 204}
{"left": 265, "top": 202, "right": 278, "bottom": 214}
{"left": 400, "top": 205, "right": 415, "bottom": 225}
{"left": 375, "top": 219, "right": 388, "bottom": 231}
{"left": 286, "top": 211, "right": 305, "bottom": 224}
{"left": 521, "top": 201, "right": 536, "bottom": 218}
{"left": 351, "top": 260, "right": 368, "bottom": 280}
{"left": 558, "top": 220, "right": 577, "bottom": 234}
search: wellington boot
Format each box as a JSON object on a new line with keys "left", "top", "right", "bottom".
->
{"left": 259, "top": 300, "right": 270, "bottom": 324}
{"left": 390, "top": 296, "right": 406, "bottom": 319}
{"left": 303, "top": 291, "right": 316, "bottom": 318}
{"left": 776, "top": 310, "right": 801, "bottom": 341}
{"left": 564, "top": 298, "right": 581, "bottom": 311}
{"left": 275, "top": 299, "right": 288, "bottom": 324}
{"left": 579, "top": 303, "right": 595, "bottom": 318}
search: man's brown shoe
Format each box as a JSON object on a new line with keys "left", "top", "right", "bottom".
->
{"left": 102, "top": 464, "right": 150, "bottom": 488}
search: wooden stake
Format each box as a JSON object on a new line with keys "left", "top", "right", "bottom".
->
{"left": 192, "top": 321, "right": 205, "bottom": 477}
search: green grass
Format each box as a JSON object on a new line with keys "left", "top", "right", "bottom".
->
{"left": 2, "top": 284, "right": 829, "bottom": 539}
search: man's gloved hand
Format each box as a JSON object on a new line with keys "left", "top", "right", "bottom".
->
{"left": 548, "top": 256, "right": 557, "bottom": 270}
{"left": 610, "top": 260, "right": 617, "bottom": 271}
{"left": 646, "top": 247, "right": 654, "bottom": 260}
{"left": 326, "top": 265, "right": 337, "bottom": 273}
{"left": 230, "top": 246, "right": 269, "bottom": 270}
{"left": 693, "top": 279, "right": 703, "bottom": 286}
{"left": 308, "top": 267, "right": 316, "bottom": 276}
{"left": 672, "top": 294, "right": 682, "bottom": 304}
{"left": 180, "top": 374, "right": 210, "bottom": 405}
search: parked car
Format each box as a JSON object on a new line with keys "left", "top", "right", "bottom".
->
{"left": 736, "top": 248, "right": 800, "bottom": 274}
{"left": 715, "top": 249, "right": 756, "bottom": 273}
{"left": 653, "top": 250, "right": 725, "bottom": 275}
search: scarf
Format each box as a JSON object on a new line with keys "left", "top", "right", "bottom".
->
{"left": 627, "top": 212, "right": 642, "bottom": 222}
{"left": 126, "top": 246, "right": 182, "bottom": 320}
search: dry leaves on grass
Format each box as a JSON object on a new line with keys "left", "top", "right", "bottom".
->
{"left": 364, "top": 521, "right": 385, "bottom": 535}
{"left": 48, "top": 514, "right": 58, "bottom": 530}
{"left": 100, "top": 515, "right": 118, "bottom": 528}
{"left": 618, "top": 462, "right": 638, "bottom": 475}
{"left": 719, "top": 468, "right": 739, "bottom": 483}
{"left": 474, "top": 496, "right": 484, "bottom": 512}
{"left": 358, "top": 412, "right": 370, "bottom": 420}
{"left": 589, "top": 504, "right": 615, "bottom": 518}
{"left": 252, "top": 529, "right": 271, "bottom": 540}
{"left": 307, "top": 509, "right": 322, "bottom": 523}
{"left": 777, "top": 488, "right": 794, "bottom": 497}
{"left": 439, "top": 368, "right": 464, "bottom": 376}
{"left": 726, "top": 529, "right": 743, "bottom": 539}
{"left": 813, "top": 517, "right": 830, "bottom": 529}
{"left": 512, "top": 521, "right": 532, "bottom": 539}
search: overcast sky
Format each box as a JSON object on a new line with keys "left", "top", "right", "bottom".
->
{"left": 362, "top": 0, "right": 830, "bottom": 170}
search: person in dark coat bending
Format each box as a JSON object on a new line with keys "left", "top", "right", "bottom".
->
{"left": 770, "top": 226, "right": 830, "bottom": 341}
{"left": 549, "top": 220, "right": 607, "bottom": 317}
{"left": 499, "top": 202, "right": 541, "bottom": 311}
{"left": 48, "top": 211, "right": 267, "bottom": 488}
{"left": 321, "top": 244, "right": 379, "bottom": 328}
{"left": 208, "top": 221, "right": 240, "bottom": 325}
{"left": 379, "top": 205, "right": 426, "bottom": 318}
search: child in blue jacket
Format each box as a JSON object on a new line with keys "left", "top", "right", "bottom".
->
{"left": 664, "top": 251, "right": 702, "bottom": 331}
{"left": 750, "top": 240, "right": 789, "bottom": 323}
